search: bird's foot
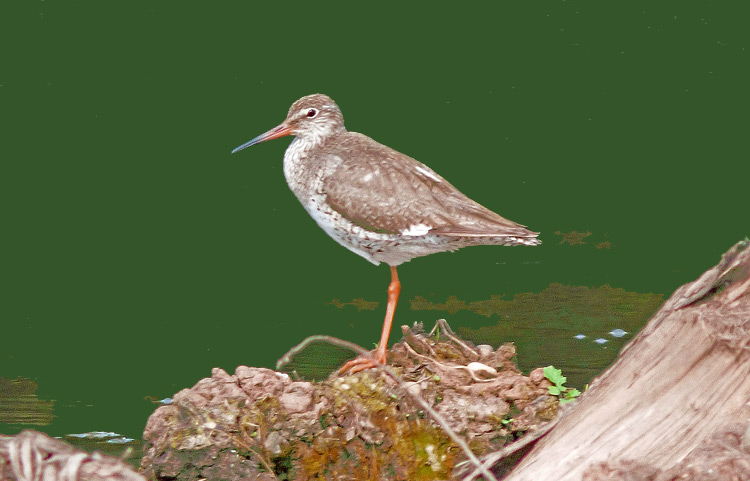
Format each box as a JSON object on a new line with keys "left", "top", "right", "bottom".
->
{"left": 338, "top": 349, "right": 387, "bottom": 375}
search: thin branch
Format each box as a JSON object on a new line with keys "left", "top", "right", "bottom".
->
{"left": 276, "top": 335, "right": 374, "bottom": 371}
{"left": 459, "top": 417, "right": 559, "bottom": 481}
{"left": 402, "top": 324, "right": 439, "bottom": 357}
{"left": 233, "top": 434, "right": 280, "bottom": 481}
{"left": 432, "top": 318, "right": 481, "bottom": 360}
{"left": 403, "top": 342, "right": 498, "bottom": 383}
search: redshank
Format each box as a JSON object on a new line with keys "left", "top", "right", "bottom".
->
{"left": 232, "top": 94, "right": 540, "bottom": 374}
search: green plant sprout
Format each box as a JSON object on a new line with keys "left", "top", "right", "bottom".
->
{"left": 543, "top": 366, "right": 581, "bottom": 404}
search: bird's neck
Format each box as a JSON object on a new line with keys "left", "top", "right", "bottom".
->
{"left": 284, "top": 135, "right": 319, "bottom": 168}
{"left": 283, "top": 135, "right": 325, "bottom": 192}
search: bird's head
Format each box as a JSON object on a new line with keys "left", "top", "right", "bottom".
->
{"left": 232, "top": 94, "right": 345, "bottom": 154}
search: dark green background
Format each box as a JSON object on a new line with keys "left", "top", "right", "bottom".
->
{"left": 1, "top": 2, "right": 746, "bottom": 439}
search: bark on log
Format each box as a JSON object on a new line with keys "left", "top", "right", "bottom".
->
{"left": 0, "top": 430, "right": 145, "bottom": 481}
{"left": 505, "top": 239, "right": 750, "bottom": 480}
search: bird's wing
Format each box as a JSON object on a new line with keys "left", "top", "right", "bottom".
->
{"left": 321, "top": 133, "right": 538, "bottom": 239}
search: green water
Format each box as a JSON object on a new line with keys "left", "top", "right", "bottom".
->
{"left": 1, "top": 1, "right": 747, "bottom": 443}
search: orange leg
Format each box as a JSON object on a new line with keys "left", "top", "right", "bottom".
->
{"left": 339, "top": 265, "right": 400, "bottom": 374}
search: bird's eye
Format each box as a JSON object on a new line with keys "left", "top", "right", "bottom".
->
{"left": 306, "top": 108, "right": 318, "bottom": 118}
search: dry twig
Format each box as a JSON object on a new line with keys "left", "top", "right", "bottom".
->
{"left": 430, "top": 318, "right": 481, "bottom": 361}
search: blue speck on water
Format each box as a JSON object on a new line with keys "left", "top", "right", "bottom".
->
{"left": 106, "top": 437, "right": 135, "bottom": 444}
{"left": 609, "top": 329, "right": 627, "bottom": 338}
{"left": 574, "top": 334, "right": 587, "bottom": 340}
{"left": 160, "top": 398, "right": 173, "bottom": 405}
{"left": 594, "top": 338, "right": 608, "bottom": 344}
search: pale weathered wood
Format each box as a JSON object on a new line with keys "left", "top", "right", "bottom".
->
{"left": 506, "top": 240, "right": 750, "bottom": 480}
{"left": 0, "top": 430, "right": 145, "bottom": 481}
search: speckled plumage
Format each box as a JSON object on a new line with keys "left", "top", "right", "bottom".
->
{"left": 273, "top": 94, "right": 540, "bottom": 266}
{"left": 232, "top": 93, "right": 541, "bottom": 373}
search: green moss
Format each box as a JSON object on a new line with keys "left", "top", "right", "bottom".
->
{"left": 289, "top": 373, "right": 456, "bottom": 480}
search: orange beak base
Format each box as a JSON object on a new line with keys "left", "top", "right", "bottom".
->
{"left": 232, "top": 123, "right": 293, "bottom": 154}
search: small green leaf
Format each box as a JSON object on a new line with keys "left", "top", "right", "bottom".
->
{"left": 543, "top": 366, "right": 566, "bottom": 386}
{"left": 566, "top": 388, "right": 581, "bottom": 399}
{"left": 544, "top": 365, "right": 581, "bottom": 405}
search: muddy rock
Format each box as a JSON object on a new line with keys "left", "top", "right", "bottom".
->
{"left": 140, "top": 320, "right": 561, "bottom": 480}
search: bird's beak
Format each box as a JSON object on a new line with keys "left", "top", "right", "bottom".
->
{"left": 231, "top": 122, "right": 293, "bottom": 154}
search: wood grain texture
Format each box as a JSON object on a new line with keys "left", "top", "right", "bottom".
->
{"left": 506, "top": 239, "right": 750, "bottom": 480}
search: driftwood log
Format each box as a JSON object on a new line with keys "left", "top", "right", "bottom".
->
{"left": 0, "top": 430, "right": 145, "bottom": 481}
{"left": 503, "top": 239, "right": 750, "bottom": 480}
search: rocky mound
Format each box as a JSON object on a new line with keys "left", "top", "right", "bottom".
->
{"left": 139, "top": 321, "right": 559, "bottom": 480}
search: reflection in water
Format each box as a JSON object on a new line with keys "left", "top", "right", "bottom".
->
{"left": 330, "top": 283, "right": 664, "bottom": 388}
{"left": 452, "top": 283, "right": 662, "bottom": 388}
{"left": 0, "top": 379, "right": 142, "bottom": 467}
{"left": 143, "top": 395, "right": 174, "bottom": 405}
{"left": 408, "top": 283, "right": 662, "bottom": 325}
{"left": 328, "top": 297, "right": 379, "bottom": 311}
{"left": 62, "top": 431, "right": 144, "bottom": 468}
{"left": 0, "top": 377, "right": 55, "bottom": 425}
{"left": 555, "top": 230, "right": 593, "bottom": 246}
